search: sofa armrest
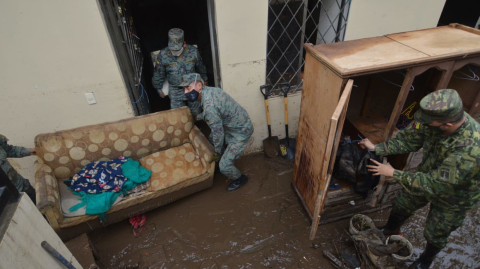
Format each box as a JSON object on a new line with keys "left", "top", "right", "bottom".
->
{"left": 189, "top": 126, "right": 215, "bottom": 172}
{"left": 34, "top": 161, "right": 63, "bottom": 227}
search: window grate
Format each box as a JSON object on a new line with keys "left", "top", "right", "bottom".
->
{"left": 267, "top": 0, "right": 351, "bottom": 96}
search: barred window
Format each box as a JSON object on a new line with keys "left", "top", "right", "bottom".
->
{"left": 267, "top": 0, "right": 351, "bottom": 95}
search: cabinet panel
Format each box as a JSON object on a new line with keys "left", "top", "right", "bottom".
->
{"left": 293, "top": 53, "right": 344, "bottom": 219}
{"left": 387, "top": 26, "right": 480, "bottom": 57}
{"left": 295, "top": 25, "right": 480, "bottom": 241}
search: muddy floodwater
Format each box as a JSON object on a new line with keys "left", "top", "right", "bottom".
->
{"left": 89, "top": 153, "right": 480, "bottom": 268}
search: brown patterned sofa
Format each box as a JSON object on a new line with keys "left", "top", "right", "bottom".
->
{"left": 34, "top": 107, "right": 215, "bottom": 240}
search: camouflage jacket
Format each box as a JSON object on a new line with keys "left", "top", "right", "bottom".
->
{"left": 152, "top": 45, "right": 207, "bottom": 99}
{"left": 199, "top": 86, "right": 253, "bottom": 154}
{"left": 1, "top": 138, "right": 31, "bottom": 191}
{"left": 375, "top": 113, "right": 480, "bottom": 211}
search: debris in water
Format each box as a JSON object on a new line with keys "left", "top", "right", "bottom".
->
{"left": 240, "top": 235, "right": 276, "bottom": 254}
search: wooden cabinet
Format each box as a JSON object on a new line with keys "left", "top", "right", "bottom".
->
{"left": 293, "top": 24, "right": 480, "bottom": 240}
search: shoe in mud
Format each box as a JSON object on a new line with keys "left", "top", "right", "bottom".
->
{"left": 227, "top": 174, "right": 248, "bottom": 191}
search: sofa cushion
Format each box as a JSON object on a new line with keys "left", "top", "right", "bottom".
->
{"left": 58, "top": 180, "right": 122, "bottom": 217}
{"left": 140, "top": 143, "right": 206, "bottom": 191}
{"left": 34, "top": 107, "right": 194, "bottom": 180}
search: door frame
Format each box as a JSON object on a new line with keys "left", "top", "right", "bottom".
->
{"left": 97, "top": 0, "right": 222, "bottom": 114}
{"left": 207, "top": 0, "right": 222, "bottom": 88}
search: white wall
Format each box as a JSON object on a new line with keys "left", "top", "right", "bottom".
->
{"left": 0, "top": 194, "right": 82, "bottom": 269}
{"left": 214, "top": 0, "right": 301, "bottom": 153}
{"left": 215, "top": 0, "right": 267, "bottom": 152}
{"left": 0, "top": 1, "right": 134, "bottom": 181}
{"left": 344, "top": 0, "right": 446, "bottom": 41}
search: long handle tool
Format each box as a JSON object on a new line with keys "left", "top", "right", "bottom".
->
{"left": 261, "top": 84, "right": 280, "bottom": 158}
{"left": 279, "top": 82, "right": 295, "bottom": 160}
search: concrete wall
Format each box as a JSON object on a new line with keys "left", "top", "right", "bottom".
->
{"left": 344, "top": 0, "right": 446, "bottom": 41}
{"left": 214, "top": 0, "right": 301, "bottom": 153}
{"left": 0, "top": 1, "right": 133, "bottom": 181}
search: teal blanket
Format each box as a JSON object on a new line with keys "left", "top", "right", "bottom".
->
{"left": 69, "top": 158, "right": 151, "bottom": 218}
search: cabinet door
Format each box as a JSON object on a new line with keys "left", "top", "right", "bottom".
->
{"left": 293, "top": 79, "right": 353, "bottom": 240}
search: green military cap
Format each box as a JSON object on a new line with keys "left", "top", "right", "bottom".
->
{"left": 414, "top": 89, "right": 464, "bottom": 124}
{"left": 177, "top": 73, "right": 204, "bottom": 87}
{"left": 0, "top": 134, "right": 7, "bottom": 144}
{"left": 168, "top": 28, "right": 184, "bottom": 51}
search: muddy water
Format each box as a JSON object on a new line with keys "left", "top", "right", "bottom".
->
{"left": 398, "top": 206, "right": 480, "bottom": 268}
{"left": 90, "top": 153, "right": 480, "bottom": 268}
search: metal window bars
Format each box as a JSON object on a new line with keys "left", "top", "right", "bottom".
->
{"left": 267, "top": 0, "right": 351, "bottom": 96}
{"left": 100, "top": 0, "right": 149, "bottom": 115}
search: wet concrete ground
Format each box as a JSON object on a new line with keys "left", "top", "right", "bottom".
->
{"left": 89, "top": 153, "right": 480, "bottom": 269}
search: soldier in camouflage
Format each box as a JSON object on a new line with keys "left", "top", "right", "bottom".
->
{"left": 152, "top": 28, "right": 208, "bottom": 118}
{"left": 180, "top": 73, "right": 254, "bottom": 191}
{"left": 359, "top": 89, "right": 480, "bottom": 269}
{"left": 0, "top": 134, "right": 36, "bottom": 204}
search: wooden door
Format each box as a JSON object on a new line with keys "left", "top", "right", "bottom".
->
{"left": 293, "top": 79, "right": 353, "bottom": 240}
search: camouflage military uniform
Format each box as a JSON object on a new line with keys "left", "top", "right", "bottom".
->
{"left": 199, "top": 86, "right": 254, "bottom": 180}
{"left": 0, "top": 134, "right": 36, "bottom": 203}
{"left": 375, "top": 90, "right": 480, "bottom": 249}
{"left": 152, "top": 28, "right": 208, "bottom": 117}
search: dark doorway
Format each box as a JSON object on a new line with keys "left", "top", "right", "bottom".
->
{"left": 437, "top": 0, "right": 480, "bottom": 28}
{"left": 128, "top": 0, "right": 216, "bottom": 113}
{"left": 99, "top": 0, "right": 217, "bottom": 115}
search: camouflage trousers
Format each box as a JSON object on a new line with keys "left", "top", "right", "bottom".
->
{"left": 169, "top": 88, "right": 202, "bottom": 117}
{"left": 392, "top": 190, "right": 467, "bottom": 249}
{"left": 1, "top": 166, "right": 36, "bottom": 204}
{"left": 215, "top": 128, "right": 252, "bottom": 180}
{"left": 219, "top": 141, "right": 247, "bottom": 180}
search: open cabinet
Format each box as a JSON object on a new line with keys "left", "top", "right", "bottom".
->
{"left": 293, "top": 24, "right": 480, "bottom": 240}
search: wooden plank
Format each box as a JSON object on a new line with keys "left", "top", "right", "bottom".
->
{"left": 309, "top": 80, "right": 353, "bottom": 240}
{"left": 293, "top": 53, "right": 344, "bottom": 219}
{"left": 387, "top": 26, "right": 480, "bottom": 57}
{"left": 304, "top": 37, "right": 428, "bottom": 75}
{"left": 385, "top": 182, "right": 403, "bottom": 193}
{"left": 320, "top": 204, "right": 392, "bottom": 225}
{"left": 449, "top": 23, "right": 480, "bottom": 35}
{"left": 348, "top": 114, "right": 396, "bottom": 145}
{"left": 292, "top": 183, "right": 313, "bottom": 220}
{"left": 435, "top": 62, "right": 455, "bottom": 91}
{"left": 384, "top": 68, "right": 416, "bottom": 139}
{"left": 370, "top": 158, "right": 388, "bottom": 207}
{"left": 303, "top": 25, "right": 480, "bottom": 78}
{"left": 383, "top": 61, "right": 454, "bottom": 139}
{"left": 64, "top": 234, "right": 96, "bottom": 269}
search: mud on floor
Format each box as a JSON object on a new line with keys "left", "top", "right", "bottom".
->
{"left": 88, "top": 153, "right": 480, "bottom": 269}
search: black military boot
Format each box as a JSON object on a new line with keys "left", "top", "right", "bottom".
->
{"left": 378, "top": 212, "right": 410, "bottom": 236}
{"left": 408, "top": 243, "right": 442, "bottom": 269}
{"left": 227, "top": 174, "right": 248, "bottom": 191}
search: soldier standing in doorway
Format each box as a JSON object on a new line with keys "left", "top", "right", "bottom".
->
{"left": 359, "top": 89, "right": 480, "bottom": 269}
{"left": 0, "top": 134, "right": 36, "bottom": 204}
{"left": 152, "top": 28, "right": 208, "bottom": 119}
{"left": 180, "top": 73, "right": 253, "bottom": 191}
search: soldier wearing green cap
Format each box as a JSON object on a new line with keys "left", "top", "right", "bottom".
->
{"left": 152, "top": 28, "right": 208, "bottom": 118}
{"left": 180, "top": 73, "right": 254, "bottom": 191}
{"left": 359, "top": 89, "right": 480, "bottom": 269}
{"left": 0, "top": 134, "right": 36, "bottom": 203}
